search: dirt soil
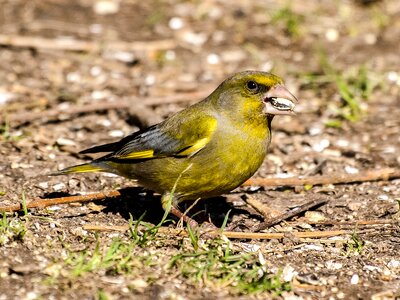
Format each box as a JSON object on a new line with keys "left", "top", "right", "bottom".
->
{"left": 0, "top": 0, "right": 400, "bottom": 299}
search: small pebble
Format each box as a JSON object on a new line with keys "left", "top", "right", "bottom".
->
{"left": 337, "top": 292, "right": 345, "bottom": 299}
{"left": 348, "top": 201, "right": 362, "bottom": 211}
{"left": 165, "top": 50, "right": 176, "bottom": 61}
{"left": 382, "top": 146, "right": 395, "bottom": 154}
{"left": 58, "top": 102, "right": 70, "bottom": 110}
{"left": 308, "top": 125, "right": 323, "bottom": 136}
{"left": 90, "top": 66, "right": 102, "bottom": 77}
{"left": 312, "top": 139, "right": 330, "bottom": 152}
{"left": 207, "top": 53, "right": 220, "bottom": 65}
{"left": 108, "top": 130, "right": 124, "bottom": 137}
{"left": 97, "top": 119, "right": 112, "bottom": 127}
{"left": 91, "top": 90, "right": 110, "bottom": 100}
{"left": 145, "top": 74, "right": 156, "bottom": 86}
{"left": 345, "top": 166, "right": 359, "bottom": 174}
{"left": 336, "top": 139, "right": 350, "bottom": 147}
{"left": 326, "top": 260, "right": 343, "bottom": 270}
{"left": 350, "top": 274, "right": 359, "bottom": 284}
{"left": 383, "top": 268, "right": 391, "bottom": 276}
{"left": 38, "top": 182, "right": 49, "bottom": 189}
{"left": 363, "top": 265, "right": 382, "bottom": 272}
{"left": 180, "top": 31, "right": 207, "bottom": 47}
{"left": 93, "top": 0, "right": 119, "bottom": 15}
{"left": 52, "top": 183, "right": 66, "bottom": 192}
{"left": 282, "top": 265, "right": 297, "bottom": 282}
{"left": 26, "top": 292, "right": 38, "bottom": 300}
{"left": 387, "top": 71, "right": 400, "bottom": 85}
{"left": 301, "top": 244, "right": 324, "bottom": 251}
{"left": 267, "top": 154, "right": 283, "bottom": 166}
{"left": 212, "top": 31, "right": 226, "bottom": 43}
{"left": 103, "top": 173, "right": 119, "bottom": 177}
{"left": 364, "top": 33, "right": 377, "bottom": 45}
{"left": 56, "top": 137, "right": 76, "bottom": 146}
{"left": 305, "top": 211, "right": 327, "bottom": 222}
{"left": 47, "top": 205, "right": 61, "bottom": 211}
{"left": 323, "top": 149, "right": 341, "bottom": 157}
{"left": 240, "top": 243, "right": 261, "bottom": 252}
{"left": 11, "top": 162, "right": 33, "bottom": 169}
{"left": 325, "top": 28, "right": 339, "bottom": 42}
{"left": 258, "top": 252, "right": 266, "bottom": 265}
{"left": 0, "top": 91, "right": 15, "bottom": 105}
{"left": 110, "top": 51, "right": 136, "bottom": 63}
{"left": 89, "top": 24, "right": 103, "bottom": 34}
{"left": 169, "top": 17, "right": 184, "bottom": 30}
{"left": 129, "top": 279, "right": 149, "bottom": 288}
{"left": 66, "top": 72, "right": 81, "bottom": 83}
{"left": 388, "top": 259, "right": 400, "bottom": 269}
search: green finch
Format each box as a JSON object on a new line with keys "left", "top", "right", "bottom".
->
{"left": 53, "top": 71, "right": 298, "bottom": 227}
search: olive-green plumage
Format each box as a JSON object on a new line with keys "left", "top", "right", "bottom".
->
{"left": 54, "top": 71, "right": 298, "bottom": 224}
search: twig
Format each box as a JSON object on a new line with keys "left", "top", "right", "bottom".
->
{"left": 127, "top": 102, "right": 164, "bottom": 128}
{"left": 1, "top": 90, "right": 211, "bottom": 125}
{"left": 301, "top": 219, "right": 400, "bottom": 226}
{"left": 242, "top": 194, "right": 282, "bottom": 219}
{"left": 82, "top": 224, "right": 348, "bottom": 239}
{"left": 29, "top": 20, "right": 94, "bottom": 36}
{"left": 243, "top": 168, "right": 400, "bottom": 186}
{"left": 253, "top": 198, "right": 329, "bottom": 232}
{"left": 0, "top": 34, "right": 176, "bottom": 53}
{"left": 1, "top": 98, "right": 49, "bottom": 114}
{"left": 0, "top": 190, "right": 121, "bottom": 212}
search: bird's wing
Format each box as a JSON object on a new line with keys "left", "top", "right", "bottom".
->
{"left": 79, "top": 124, "right": 158, "bottom": 154}
{"left": 82, "top": 115, "right": 218, "bottom": 160}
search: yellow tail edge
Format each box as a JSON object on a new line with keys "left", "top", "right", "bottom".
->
{"left": 50, "top": 163, "right": 103, "bottom": 176}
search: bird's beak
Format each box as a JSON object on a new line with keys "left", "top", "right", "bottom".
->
{"left": 263, "top": 84, "right": 299, "bottom": 115}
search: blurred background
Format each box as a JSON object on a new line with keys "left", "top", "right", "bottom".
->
{"left": 0, "top": 1, "right": 400, "bottom": 298}
{"left": 1, "top": 0, "right": 399, "bottom": 116}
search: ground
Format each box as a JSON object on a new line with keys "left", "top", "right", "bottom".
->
{"left": 0, "top": 0, "right": 400, "bottom": 299}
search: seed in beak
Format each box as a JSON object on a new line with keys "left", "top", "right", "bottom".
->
{"left": 270, "top": 97, "right": 296, "bottom": 111}
{"left": 263, "top": 84, "right": 298, "bottom": 116}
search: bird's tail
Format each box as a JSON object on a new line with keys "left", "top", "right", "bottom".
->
{"left": 49, "top": 162, "right": 104, "bottom": 176}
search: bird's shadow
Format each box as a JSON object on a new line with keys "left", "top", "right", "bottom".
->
{"left": 89, "top": 187, "right": 250, "bottom": 228}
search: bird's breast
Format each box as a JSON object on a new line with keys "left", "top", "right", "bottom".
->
{"left": 175, "top": 121, "right": 270, "bottom": 199}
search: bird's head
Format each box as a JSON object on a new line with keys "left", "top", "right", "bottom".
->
{"left": 213, "top": 71, "right": 298, "bottom": 120}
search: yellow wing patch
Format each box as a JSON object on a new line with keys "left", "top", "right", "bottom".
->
{"left": 116, "top": 149, "right": 154, "bottom": 159}
{"left": 177, "top": 137, "right": 210, "bottom": 157}
{"left": 176, "top": 117, "right": 217, "bottom": 157}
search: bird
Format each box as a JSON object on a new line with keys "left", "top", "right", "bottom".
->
{"left": 53, "top": 71, "right": 298, "bottom": 228}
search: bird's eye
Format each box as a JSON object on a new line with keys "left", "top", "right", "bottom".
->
{"left": 246, "top": 81, "right": 259, "bottom": 92}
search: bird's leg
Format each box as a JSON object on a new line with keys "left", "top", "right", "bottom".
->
{"left": 161, "top": 193, "right": 199, "bottom": 229}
